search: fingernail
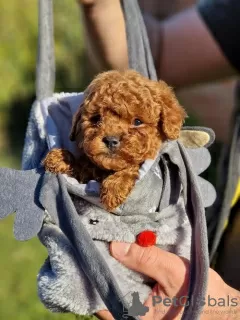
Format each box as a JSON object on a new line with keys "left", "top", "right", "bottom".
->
{"left": 110, "top": 242, "right": 131, "bottom": 259}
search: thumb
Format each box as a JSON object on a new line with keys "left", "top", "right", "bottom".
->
{"left": 110, "top": 242, "right": 189, "bottom": 295}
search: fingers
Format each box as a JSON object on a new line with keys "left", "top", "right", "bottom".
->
{"left": 95, "top": 310, "right": 114, "bottom": 320}
{"left": 110, "top": 242, "right": 189, "bottom": 297}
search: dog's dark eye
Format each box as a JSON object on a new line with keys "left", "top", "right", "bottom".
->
{"left": 133, "top": 118, "right": 143, "bottom": 126}
{"left": 90, "top": 114, "right": 101, "bottom": 124}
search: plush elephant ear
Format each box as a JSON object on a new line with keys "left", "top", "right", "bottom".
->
{"left": 179, "top": 126, "right": 215, "bottom": 148}
{"left": 0, "top": 168, "right": 45, "bottom": 241}
{"left": 178, "top": 126, "right": 216, "bottom": 208}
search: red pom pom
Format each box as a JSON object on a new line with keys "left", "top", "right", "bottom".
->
{"left": 136, "top": 230, "right": 157, "bottom": 247}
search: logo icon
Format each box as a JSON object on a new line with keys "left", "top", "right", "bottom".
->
{"left": 122, "top": 291, "right": 149, "bottom": 318}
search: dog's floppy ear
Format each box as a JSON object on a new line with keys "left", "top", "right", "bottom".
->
{"left": 69, "top": 104, "right": 83, "bottom": 141}
{"left": 158, "top": 81, "right": 187, "bottom": 140}
{"left": 70, "top": 84, "right": 95, "bottom": 141}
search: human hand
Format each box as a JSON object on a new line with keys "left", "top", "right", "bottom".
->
{"left": 96, "top": 242, "right": 240, "bottom": 320}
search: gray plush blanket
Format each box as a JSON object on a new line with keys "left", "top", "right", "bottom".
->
{"left": 0, "top": 92, "right": 216, "bottom": 319}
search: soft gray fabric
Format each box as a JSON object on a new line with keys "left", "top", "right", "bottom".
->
{"left": 0, "top": 167, "right": 44, "bottom": 240}
{"left": 36, "top": 0, "right": 55, "bottom": 100}
{"left": 120, "top": 0, "right": 157, "bottom": 80}
{"left": 37, "top": 152, "right": 190, "bottom": 315}
{"left": 0, "top": 168, "right": 134, "bottom": 319}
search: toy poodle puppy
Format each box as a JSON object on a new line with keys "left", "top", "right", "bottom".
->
{"left": 43, "top": 70, "right": 186, "bottom": 211}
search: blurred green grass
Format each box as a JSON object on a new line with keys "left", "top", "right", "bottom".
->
{"left": 0, "top": 1, "right": 94, "bottom": 319}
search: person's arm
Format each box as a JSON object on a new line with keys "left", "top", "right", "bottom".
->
{"left": 96, "top": 242, "right": 240, "bottom": 320}
{"left": 80, "top": 0, "right": 128, "bottom": 72}
{"left": 158, "top": 7, "right": 236, "bottom": 87}
{"left": 78, "top": 1, "right": 236, "bottom": 87}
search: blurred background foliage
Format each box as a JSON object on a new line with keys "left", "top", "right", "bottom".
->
{"left": 0, "top": 1, "right": 93, "bottom": 319}
{"left": 0, "top": 0, "right": 90, "bottom": 168}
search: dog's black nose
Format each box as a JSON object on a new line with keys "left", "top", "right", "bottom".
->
{"left": 103, "top": 136, "right": 120, "bottom": 149}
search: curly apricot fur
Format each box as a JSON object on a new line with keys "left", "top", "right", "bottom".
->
{"left": 43, "top": 149, "right": 76, "bottom": 177}
{"left": 44, "top": 70, "right": 186, "bottom": 211}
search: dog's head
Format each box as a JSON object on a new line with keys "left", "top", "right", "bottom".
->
{"left": 70, "top": 70, "right": 186, "bottom": 171}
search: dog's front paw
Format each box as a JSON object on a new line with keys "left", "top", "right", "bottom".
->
{"left": 43, "top": 148, "right": 76, "bottom": 177}
{"left": 100, "top": 184, "right": 125, "bottom": 211}
{"left": 100, "top": 168, "right": 139, "bottom": 212}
